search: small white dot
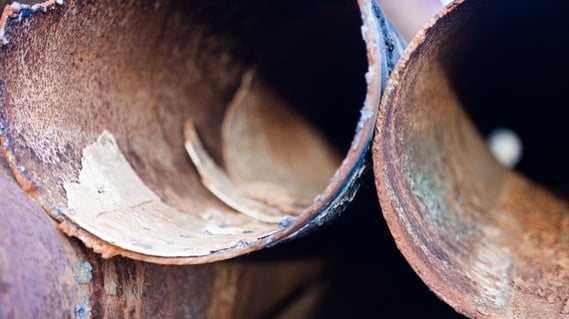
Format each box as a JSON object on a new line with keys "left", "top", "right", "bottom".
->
{"left": 440, "top": 0, "right": 453, "bottom": 6}
{"left": 488, "top": 128, "right": 523, "bottom": 168}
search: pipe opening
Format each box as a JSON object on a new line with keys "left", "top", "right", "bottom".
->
{"left": 443, "top": 0, "right": 569, "bottom": 197}
{"left": 0, "top": 0, "right": 373, "bottom": 263}
{"left": 374, "top": 0, "right": 569, "bottom": 316}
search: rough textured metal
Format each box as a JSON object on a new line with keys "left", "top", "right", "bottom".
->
{"left": 373, "top": 0, "right": 569, "bottom": 317}
{"left": 0, "top": 0, "right": 403, "bottom": 263}
{"left": 282, "top": 0, "right": 405, "bottom": 243}
{"left": 0, "top": 158, "right": 325, "bottom": 318}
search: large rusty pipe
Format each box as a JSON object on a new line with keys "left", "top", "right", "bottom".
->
{"left": 0, "top": 0, "right": 406, "bottom": 316}
{"left": 374, "top": 0, "right": 569, "bottom": 317}
{"left": 0, "top": 0, "right": 404, "bottom": 264}
{"left": 0, "top": 157, "right": 326, "bottom": 318}
{"left": 0, "top": 154, "right": 324, "bottom": 319}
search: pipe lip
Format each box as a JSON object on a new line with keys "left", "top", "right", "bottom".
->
{"left": 372, "top": 1, "right": 486, "bottom": 315}
{"left": 277, "top": 0, "right": 405, "bottom": 246}
{"left": 0, "top": 0, "right": 402, "bottom": 264}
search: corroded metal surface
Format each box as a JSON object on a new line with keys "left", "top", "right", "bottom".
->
{"left": 0, "top": 0, "right": 403, "bottom": 263}
{"left": 283, "top": 0, "right": 405, "bottom": 242}
{"left": 0, "top": 0, "right": 386, "bottom": 315}
{"left": 373, "top": 0, "right": 569, "bottom": 317}
{"left": 0, "top": 159, "right": 324, "bottom": 318}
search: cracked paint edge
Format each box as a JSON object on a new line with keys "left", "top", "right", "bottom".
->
{"left": 0, "top": 0, "right": 64, "bottom": 45}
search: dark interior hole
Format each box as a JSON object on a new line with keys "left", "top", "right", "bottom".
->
{"left": 255, "top": 2, "right": 368, "bottom": 152}
{"left": 444, "top": 0, "right": 569, "bottom": 196}
{"left": 181, "top": 0, "right": 367, "bottom": 153}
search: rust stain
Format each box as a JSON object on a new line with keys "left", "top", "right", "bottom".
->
{"left": 207, "top": 262, "right": 242, "bottom": 319}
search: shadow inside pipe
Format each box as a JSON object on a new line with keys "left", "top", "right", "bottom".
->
{"left": 442, "top": 0, "right": 569, "bottom": 196}
{"left": 170, "top": 0, "right": 367, "bottom": 153}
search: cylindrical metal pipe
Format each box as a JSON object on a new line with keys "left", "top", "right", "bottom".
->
{"left": 373, "top": 0, "right": 569, "bottom": 317}
{"left": 0, "top": 157, "right": 325, "bottom": 318}
{"left": 0, "top": 0, "right": 404, "bottom": 264}
{"left": 0, "top": 0, "right": 404, "bottom": 315}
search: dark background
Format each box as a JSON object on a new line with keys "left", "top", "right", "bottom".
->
{"left": 248, "top": 181, "right": 464, "bottom": 318}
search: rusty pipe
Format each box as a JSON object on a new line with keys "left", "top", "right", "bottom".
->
{"left": 373, "top": 0, "right": 569, "bottom": 317}
{"left": 0, "top": 157, "right": 327, "bottom": 318}
{"left": 0, "top": 0, "right": 404, "bottom": 264}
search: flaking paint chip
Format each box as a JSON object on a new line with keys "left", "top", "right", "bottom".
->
{"left": 63, "top": 130, "right": 275, "bottom": 258}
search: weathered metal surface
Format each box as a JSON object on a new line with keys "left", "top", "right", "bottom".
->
{"left": 373, "top": 0, "right": 569, "bottom": 317}
{"left": 0, "top": 158, "right": 325, "bottom": 318}
{"left": 0, "top": 0, "right": 403, "bottom": 263}
{"left": 0, "top": 0, "right": 394, "bottom": 315}
{"left": 282, "top": 0, "right": 405, "bottom": 243}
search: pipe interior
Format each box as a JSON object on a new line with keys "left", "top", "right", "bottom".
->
{"left": 0, "top": 0, "right": 367, "bottom": 258}
{"left": 444, "top": 0, "right": 569, "bottom": 197}
{"left": 376, "top": 0, "right": 569, "bottom": 316}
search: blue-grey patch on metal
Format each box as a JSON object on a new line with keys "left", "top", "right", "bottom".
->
{"left": 15, "top": 162, "right": 28, "bottom": 176}
{"left": 279, "top": 215, "right": 294, "bottom": 229}
{"left": 356, "top": 108, "right": 374, "bottom": 132}
{"left": 75, "top": 296, "right": 90, "bottom": 319}
{"left": 72, "top": 259, "right": 93, "bottom": 284}
{"left": 0, "top": 123, "right": 12, "bottom": 148}
{"left": 19, "top": 8, "right": 31, "bottom": 19}
{"left": 132, "top": 285, "right": 143, "bottom": 299}
{"left": 313, "top": 193, "right": 325, "bottom": 202}
{"left": 211, "top": 239, "right": 250, "bottom": 254}
{"left": 371, "top": 1, "right": 405, "bottom": 80}
{"left": 351, "top": 107, "right": 377, "bottom": 148}
{"left": 261, "top": 234, "right": 274, "bottom": 244}
{"left": 49, "top": 207, "right": 63, "bottom": 218}
{"left": 233, "top": 240, "right": 249, "bottom": 249}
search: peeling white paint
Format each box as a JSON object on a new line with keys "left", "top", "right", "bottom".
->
{"left": 63, "top": 131, "right": 275, "bottom": 258}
